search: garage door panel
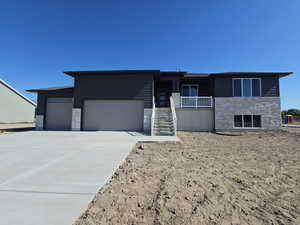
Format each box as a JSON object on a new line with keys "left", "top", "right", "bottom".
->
{"left": 46, "top": 98, "right": 72, "bottom": 130}
{"left": 83, "top": 100, "right": 144, "bottom": 131}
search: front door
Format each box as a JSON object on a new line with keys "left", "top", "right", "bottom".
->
{"left": 156, "top": 81, "right": 172, "bottom": 107}
{"left": 158, "top": 87, "right": 169, "bottom": 107}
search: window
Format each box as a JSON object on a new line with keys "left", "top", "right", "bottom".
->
{"left": 233, "top": 78, "right": 261, "bottom": 97}
{"left": 252, "top": 79, "right": 261, "bottom": 96}
{"left": 234, "top": 115, "right": 243, "bottom": 127}
{"left": 253, "top": 115, "right": 261, "bottom": 127}
{"left": 233, "top": 79, "right": 242, "bottom": 96}
{"left": 181, "top": 85, "right": 198, "bottom": 96}
{"left": 234, "top": 115, "right": 262, "bottom": 128}
{"left": 243, "top": 115, "right": 252, "bottom": 127}
{"left": 243, "top": 79, "right": 251, "bottom": 97}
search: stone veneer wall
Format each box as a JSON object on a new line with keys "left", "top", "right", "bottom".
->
{"left": 214, "top": 97, "right": 281, "bottom": 131}
{"left": 143, "top": 108, "right": 152, "bottom": 132}
{"left": 172, "top": 92, "right": 180, "bottom": 108}
{"left": 35, "top": 115, "right": 44, "bottom": 130}
{"left": 71, "top": 108, "right": 81, "bottom": 131}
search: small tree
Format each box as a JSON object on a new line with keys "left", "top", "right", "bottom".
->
{"left": 287, "top": 109, "right": 300, "bottom": 117}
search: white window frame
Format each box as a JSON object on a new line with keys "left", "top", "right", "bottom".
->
{"left": 232, "top": 78, "right": 261, "bottom": 97}
{"left": 181, "top": 84, "right": 199, "bottom": 96}
{"left": 233, "top": 114, "right": 262, "bottom": 129}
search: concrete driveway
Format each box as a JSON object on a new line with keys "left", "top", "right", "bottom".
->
{"left": 0, "top": 131, "right": 179, "bottom": 225}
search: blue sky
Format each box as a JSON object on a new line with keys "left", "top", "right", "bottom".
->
{"left": 0, "top": 0, "right": 299, "bottom": 109}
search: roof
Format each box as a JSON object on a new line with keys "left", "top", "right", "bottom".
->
{"left": 27, "top": 85, "right": 74, "bottom": 92}
{"left": 209, "top": 72, "right": 293, "bottom": 77}
{"left": 0, "top": 79, "right": 36, "bottom": 106}
{"left": 64, "top": 70, "right": 161, "bottom": 77}
{"left": 26, "top": 71, "right": 292, "bottom": 93}
{"left": 183, "top": 72, "right": 292, "bottom": 78}
{"left": 184, "top": 73, "right": 210, "bottom": 78}
{"left": 64, "top": 70, "right": 292, "bottom": 78}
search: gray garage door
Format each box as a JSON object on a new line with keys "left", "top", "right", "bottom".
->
{"left": 176, "top": 108, "right": 214, "bottom": 131}
{"left": 83, "top": 100, "right": 144, "bottom": 131}
{"left": 46, "top": 98, "right": 73, "bottom": 130}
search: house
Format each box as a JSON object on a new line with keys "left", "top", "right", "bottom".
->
{"left": 0, "top": 79, "right": 36, "bottom": 123}
{"left": 27, "top": 70, "right": 292, "bottom": 135}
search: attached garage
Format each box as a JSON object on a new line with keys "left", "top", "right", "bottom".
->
{"left": 82, "top": 100, "right": 144, "bottom": 131}
{"left": 45, "top": 98, "right": 73, "bottom": 130}
{"left": 176, "top": 108, "right": 214, "bottom": 131}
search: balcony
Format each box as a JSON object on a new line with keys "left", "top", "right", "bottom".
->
{"left": 180, "top": 96, "right": 213, "bottom": 108}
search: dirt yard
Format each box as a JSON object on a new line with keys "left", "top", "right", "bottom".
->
{"left": 0, "top": 123, "right": 34, "bottom": 130}
{"left": 0, "top": 123, "right": 35, "bottom": 135}
{"left": 74, "top": 129, "right": 300, "bottom": 225}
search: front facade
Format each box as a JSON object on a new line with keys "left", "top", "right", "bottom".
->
{"left": 0, "top": 79, "right": 36, "bottom": 123}
{"left": 27, "top": 70, "right": 291, "bottom": 134}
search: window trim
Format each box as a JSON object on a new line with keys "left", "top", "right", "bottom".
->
{"left": 232, "top": 78, "right": 262, "bottom": 97}
{"left": 181, "top": 84, "right": 199, "bottom": 96}
{"left": 233, "top": 114, "right": 262, "bottom": 129}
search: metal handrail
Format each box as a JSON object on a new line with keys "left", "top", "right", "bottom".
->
{"left": 180, "top": 96, "right": 213, "bottom": 108}
{"left": 170, "top": 96, "right": 177, "bottom": 136}
{"left": 151, "top": 96, "right": 155, "bottom": 136}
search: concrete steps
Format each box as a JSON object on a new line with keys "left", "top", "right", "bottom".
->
{"left": 153, "top": 107, "right": 175, "bottom": 136}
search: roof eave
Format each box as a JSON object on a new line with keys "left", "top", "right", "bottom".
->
{"left": 26, "top": 86, "right": 74, "bottom": 93}
{"left": 209, "top": 72, "right": 293, "bottom": 78}
{"left": 64, "top": 70, "right": 161, "bottom": 77}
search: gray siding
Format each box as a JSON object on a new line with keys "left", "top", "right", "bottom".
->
{"left": 74, "top": 74, "right": 153, "bottom": 108}
{"left": 213, "top": 78, "right": 232, "bottom": 97}
{"left": 213, "top": 76, "right": 280, "bottom": 97}
{"left": 176, "top": 108, "right": 214, "bottom": 131}
{"left": 262, "top": 76, "right": 279, "bottom": 97}
{"left": 0, "top": 82, "right": 36, "bottom": 123}
{"left": 36, "top": 88, "right": 74, "bottom": 115}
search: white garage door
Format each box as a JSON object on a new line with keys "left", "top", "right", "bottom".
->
{"left": 83, "top": 100, "right": 144, "bottom": 131}
{"left": 45, "top": 98, "right": 73, "bottom": 130}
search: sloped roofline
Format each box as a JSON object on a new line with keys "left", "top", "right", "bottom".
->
{"left": 27, "top": 85, "right": 74, "bottom": 92}
{"left": 0, "top": 79, "right": 36, "bottom": 106}
{"left": 64, "top": 70, "right": 292, "bottom": 78}
{"left": 64, "top": 70, "right": 161, "bottom": 77}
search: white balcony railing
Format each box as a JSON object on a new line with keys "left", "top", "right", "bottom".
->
{"left": 170, "top": 96, "right": 177, "bottom": 136}
{"left": 180, "top": 96, "right": 213, "bottom": 108}
{"left": 151, "top": 96, "right": 155, "bottom": 136}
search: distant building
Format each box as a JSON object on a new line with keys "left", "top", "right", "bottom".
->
{"left": 0, "top": 79, "right": 36, "bottom": 123}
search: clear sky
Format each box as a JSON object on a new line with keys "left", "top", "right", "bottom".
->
{"left": 0, "top": 0, "right": 299, "bottom": 109}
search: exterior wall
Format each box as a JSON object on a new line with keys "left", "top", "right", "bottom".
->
{"left": 180, "top": 78, "right": 212, "bottom": 96}
{"left": 214, "top": 76, "right": 280, "bottom": 97}
{"left": 214, "top": 78, "right": 232, "bottom": 97}
{"left": 176, "top": 108, "right": 214, "bottom": 131}
{"left": 0, "top": 83, "right": 36, "bottom": 123}
{"left": 214, "top": 97, "right": 281, "bottom": 131}
{"left": 36, "top": 88, "right": 74, "bottom": 115}
{"left": 74, "top": 74, "right": 154, "bottom": 109}
{"left": 262, "top": 76, "right": 280, "bottom": 97}
{"left": 143, "top": 108, "right": 152, "bottom": 132}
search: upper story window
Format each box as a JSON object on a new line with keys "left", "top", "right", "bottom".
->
{"left": 233, "top": 78, "right": 261, "bottom": 97}
{"left": 182, "top": 84, "right": 198, "bottom": 96}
